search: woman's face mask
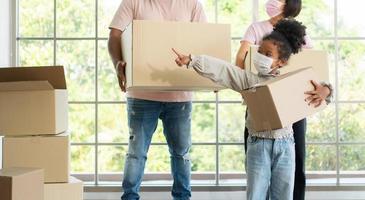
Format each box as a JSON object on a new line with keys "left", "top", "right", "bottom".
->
{"left": 265, "top": 0, "right": 285, "bottom": 18}
{"left": 253, "top": 52, "right": 274, "bottom": 75}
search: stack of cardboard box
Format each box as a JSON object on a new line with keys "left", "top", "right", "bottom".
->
{"left": 0, "top": 66, "right": 83, "bottom": 200}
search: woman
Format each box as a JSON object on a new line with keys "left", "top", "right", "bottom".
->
{"left": 235, "top": 1, "right": 332, "bottom": 200}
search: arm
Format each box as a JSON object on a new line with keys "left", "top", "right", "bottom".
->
{"left": 172, "top": 49, "right": 256, "bottom": 92}
{"left": 235, "top": 41, "right": 252, "bottom": 69}
{"left": 107, "top": 0, "right": 134, "bottom": 92}
{"left": 235, "top": 24, "right": 256, "bottom": 69}
{"left": 108, "top": 29, "right": 126, "bottom": 92}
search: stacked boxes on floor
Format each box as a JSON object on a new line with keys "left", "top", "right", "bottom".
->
{"left": 0, "top": 66, "right": 83, "bottom": 200}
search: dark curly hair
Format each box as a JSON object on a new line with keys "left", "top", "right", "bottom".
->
{"left": 283, "top": 0, "right": 302, "bottom": 18}
{"left": 262, "top": 19, "right": 306, "bottom": 61}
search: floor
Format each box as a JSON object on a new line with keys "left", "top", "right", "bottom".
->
{"left": 84, "top": 191, "right": 365, "bottom": 200}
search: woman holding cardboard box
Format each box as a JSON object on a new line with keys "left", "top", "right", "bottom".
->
{"left": 235, "top": 1, "right": 332, "bottom": 199}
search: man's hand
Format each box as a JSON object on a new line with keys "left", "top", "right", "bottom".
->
{"left": 305, "top": 80, "right": 330, "bottom": 108}
{"left": 172, "top": 48, "right": 191, "bottom": 67}
{"left": 115, "top": 61, "right": 127, "bottom": 92}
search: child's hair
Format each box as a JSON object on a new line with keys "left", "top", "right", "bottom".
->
{"left": 262, "top": 19, "right": 306, "bottom": 61}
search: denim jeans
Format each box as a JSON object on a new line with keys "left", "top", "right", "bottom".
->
{"left": 121, "top": 98, "right": 192, "bottom": 200}
{"left": 246, "top": 135, "right": 296, "bottom": 200}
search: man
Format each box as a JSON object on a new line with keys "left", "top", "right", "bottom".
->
{"left": 108, "top": 1, "right": 207, "bottom": 200}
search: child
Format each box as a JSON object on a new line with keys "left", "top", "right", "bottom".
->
{"left": 172, "top": 19, "right": 332, "bottom": 200}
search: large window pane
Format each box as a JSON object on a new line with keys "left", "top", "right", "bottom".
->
{"left": 338, "top": 40, "right": 365, "bottom": 101}
{"left": 98, "top": 0, "right": 121, "bottom": 38}
{"left": 71, "top": 145, "right": 95, "bottom": 183}
{"left": 307, "top": 105, "right": 336, "bottom": 143}
{"left": 19, "top": 40, "right": 54, "bottom": 66}
{"left": 200, "top": 0, "right": 217, "bottom": 23}
{"left": 98, "top": 104, "right": 128, "bottom": 143}
{"left": 145, "top": 145, "right": 170, "bottom": 173}
{"left": 19, "top": 0, "right": 54, "bottom": 37}
{"left": 191, "top": 145, "right": 216, "bottom": 184}
{"left": 98, "top": 40, "right": 125, "bottom": 101}
{"left": 306, "top": 145, "right": 336, "bottom": 172}
{"left": 56, "top": 40, "right": 96, "bottom": 101}
{"left": 297, "top": 0, "right": 334, "bottom": 37}
{"left": 219, "top": 104, "right": 246, "bottom": 143}
{"left": 338, "top": 0, "right": 365, "bottom": 37}
{"left": 57, "top": 0, "right": 95, "bottom": 37}
{"left": 99, "top": 146, "right": 126, "bottom": 173}
{"left": 218, "top": 0, "right": 252, "bottom": 37}
{"left": 192, "top": 103, "right": 216, "bottom": 143}
{"left": 69, "top": 104, "right": 95, "bottom": 143}
{"left": 339, "top": 104, "right": 365, "bottom": 142}
{"left": 340, "top": 145, "right": 365, "bottom": 185}
{"left": 219, "top": 145, "right": 245, "bottom": 185}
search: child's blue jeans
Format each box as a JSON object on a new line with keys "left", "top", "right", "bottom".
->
{"left": 246, "top": 135, "right": 296, "bottom": 200}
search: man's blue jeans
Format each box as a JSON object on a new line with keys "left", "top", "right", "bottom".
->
{"left": 121, "top": 98, "right": 192, "bottom": 200}
{"left": 246, "top": 135, "right": 296, "bottom": 200}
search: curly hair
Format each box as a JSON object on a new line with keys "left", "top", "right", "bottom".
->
{"left": 262, "top": 19, "right": 307, "bottom": 60}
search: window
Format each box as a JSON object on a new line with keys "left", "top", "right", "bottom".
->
{"left": 13, "top": 0, "right": 365, "bottom": 187}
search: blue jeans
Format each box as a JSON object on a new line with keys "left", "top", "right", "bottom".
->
{"left": 121, "top": 98, "right": 192, "bottom": 200}
{"left": 246, "top": 136, "right": 295, "bottom": 200}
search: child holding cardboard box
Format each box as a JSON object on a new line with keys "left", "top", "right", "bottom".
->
{"left": 172, "top": 19, "right": 332, "bottom": 200}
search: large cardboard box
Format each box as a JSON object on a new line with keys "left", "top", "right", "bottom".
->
{"left": 44, "top": 176, "right": 83, "bottom": 200}
{"left": 241, "top": 67, "right": 326, "bottom": 132}
{"left": 0, "top": 167, "right": 44, "bottom": 200}
{"left": 244, "top": 46, "right": 329, "bottom": 81}
{"left": 0, "top": 66, "right": 68, "bottom": 136}
{"left": 122, "top": 20, "right": 231, "bottom": 91}
{"left": 2, "top": 134, "right": 69, "bottom": 183}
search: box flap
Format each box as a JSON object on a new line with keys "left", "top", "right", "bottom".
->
{"left": 254, "top": 67, "right": 312, "bottom": 87}
{"left": 0, "top": 81, "right": 54, "bottom": 91}
{"left": 0, "top": 66, "right": 67, "bottom": 89}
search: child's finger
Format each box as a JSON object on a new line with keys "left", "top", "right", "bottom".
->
{"left": 310, "top": 80, "right": 321, "bottom": 89}
{"left": 304, "top": 91, "right": 317, "bottom": 95}
{"left": 172, "top": 48, "right": 182, "bottom": 58}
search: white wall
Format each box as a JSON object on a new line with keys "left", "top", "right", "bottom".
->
{"left": 0, "top": 0, "right": 11, "bottom": 66}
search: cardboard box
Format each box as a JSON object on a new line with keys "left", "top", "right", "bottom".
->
{"left": 0, "top": 66, "right": 68, "bottom": 136}
{"left": 241, "top": 67, "right": 326, "bottom": 132}
{"left": 244, "top": 46, "right": 329, "bottom": 81}
{"left": 2, "top": 134, "right": 69, "bottom": 183}
{"left": 122, "top": 20, "right": 231, "bottom": 91}
{"left": 44, "top": 176, "right": 83, "bottom": 200}
{"left": 0, "top": 167, "right": 44, "bottom": 200}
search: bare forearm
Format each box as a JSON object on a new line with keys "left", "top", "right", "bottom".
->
{"left": 108, "top": 33, "right": 123, "bottom": 67}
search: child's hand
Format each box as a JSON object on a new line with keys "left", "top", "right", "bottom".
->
{"left": 172, "top": 48, "right": 192, "bottom": 67}
{"left": 304, "top": 80, "right": 330, "bottom": 107}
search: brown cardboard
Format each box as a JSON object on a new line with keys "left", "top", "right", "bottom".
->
{"left": 122, "top": 20, "right": 231, "bottom": 91}
{"left": 0, "top": 167, "right": 44, "bottom": 200}
{"left": 241, "top": 67, "right": 326, "bottom": 132}
{"left": 44, "top": 176, "right": 83, "bottom": 200}
{"left": 2, "top": 134, "right": 69, "bottom": 183}
{"left": 245, "top": 46, "right": 329, "bottom": 81}
{"left": 0, "top": 66, "right": 68, "bottom": 136}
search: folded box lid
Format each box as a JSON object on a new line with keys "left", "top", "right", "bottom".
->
{"left": 0, "top": 66, "right": 66, "bottom": 91}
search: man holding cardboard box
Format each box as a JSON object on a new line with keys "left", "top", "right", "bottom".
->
{"left": 108, "top": 1, "right": 207, "bottom": 200}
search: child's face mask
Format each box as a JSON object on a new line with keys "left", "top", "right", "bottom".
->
{"left": 265, "top": 0, "right": 285, "bottom": 18}
{"left": 253, "top": 52, "right": 274, "bottom": 75}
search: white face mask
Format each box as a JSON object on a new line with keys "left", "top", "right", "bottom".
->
{"left": 253, "top": 52, "right": 274, "bottom": 75}
{"left": 265, "top": 0, "right": 285, "bottom": 18}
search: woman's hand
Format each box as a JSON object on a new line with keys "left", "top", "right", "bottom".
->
{"left": 172, "top": 48, "right": 191, "bottom": 67}
{"left": 304, "top": 80, "right": 331, "bottom": 107}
